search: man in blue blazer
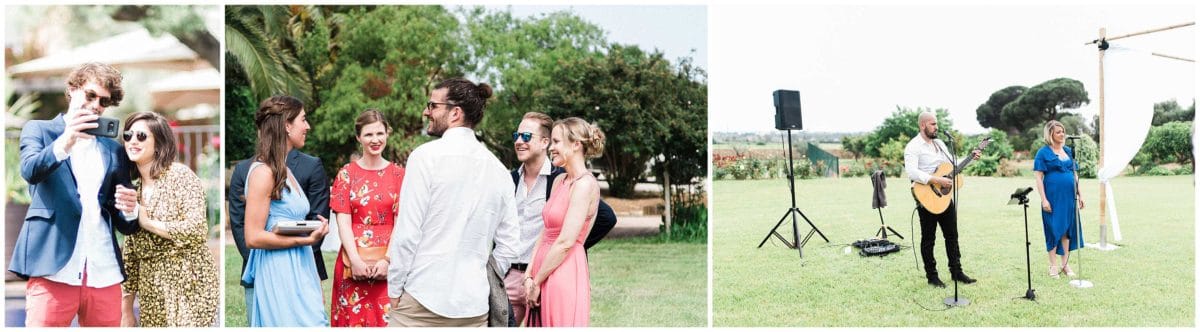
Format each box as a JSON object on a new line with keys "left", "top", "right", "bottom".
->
{"left": 8, "top": 62, "right": 141, "bottom": 327}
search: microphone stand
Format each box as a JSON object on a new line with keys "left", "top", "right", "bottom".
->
{"left": 1065, "top": 136, "right": 1094, "bottom": 288}
{"left": 942, "top": 132, "right": 969, "bottom": 307}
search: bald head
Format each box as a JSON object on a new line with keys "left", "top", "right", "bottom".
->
{"left": 918, "top": 111, "right": 939, "bottom": 140}
{"left": 918, "top": 111, "right": 937, "bottom": 126}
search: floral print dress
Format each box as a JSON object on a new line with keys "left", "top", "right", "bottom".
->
{"left": 329, "top": 161, "right": 405, "bottom": 327}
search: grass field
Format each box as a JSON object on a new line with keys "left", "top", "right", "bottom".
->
{"left": 224, "top": 237, "right": 706, "bottom": 327}
{"left": 713, "top": 175, "right": 1194, "bottom": 327}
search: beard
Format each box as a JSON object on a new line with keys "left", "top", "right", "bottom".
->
{"left": 426, "top": 117, "right": 448, "bottom": 137}
{"left": 924, "top": 127, "right": 938, "bottom": 139}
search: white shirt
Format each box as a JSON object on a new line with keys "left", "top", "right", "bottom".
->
{"left": 510, "top": 158, "right": 551, "bottom": 264}
{"left": 903, "top": 135, "right": 954, "bottom": 185}
{"left": 387, "top": 127, "right": 521, "bottom": 318}
{"left": 45, "top": 136, "right": 123, "bottom": 288}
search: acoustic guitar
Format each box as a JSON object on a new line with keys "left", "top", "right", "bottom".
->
{"left": 910, "top": 137, "right": 991, "bottom": 214}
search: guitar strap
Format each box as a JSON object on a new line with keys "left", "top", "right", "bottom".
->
{"left": 933, "top": 139, "right": 954, "bottom": 165}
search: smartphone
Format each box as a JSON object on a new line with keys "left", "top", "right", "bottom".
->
{"left": 83, "top": 116, "right": 120, "bottom": 138}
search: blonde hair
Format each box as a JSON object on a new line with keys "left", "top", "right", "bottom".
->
{"left": 523, "top": 112, "right": 554, "bottom": 137}
{"left": 553, "top": 117, "right": 605, "bottom": 159}
{"left": 1043, "top": 120, "right": 1065, "bottom": 146}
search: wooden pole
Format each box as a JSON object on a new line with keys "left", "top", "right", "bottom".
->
{"left": 1087, "top": 22, "right": 1195, "bottom": 44}
{"left": 1097, "top": 27, "right": 1108, "bottom": 247}
{"left": 1084, "top": 22, "right": 1193, "bottom": 248}
{"left": 664, "top": 166, "right": 672, "bottom": 237}
{"left": 1151, "top": 52, "right": 1195, "bottom": 63}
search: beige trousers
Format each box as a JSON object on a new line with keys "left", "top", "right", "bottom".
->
{"left": 386, "top": 292, "right": 487, "bottom": 327}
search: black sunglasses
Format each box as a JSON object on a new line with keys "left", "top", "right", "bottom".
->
{"left": 512, "top": 131, "right": 537, "bottom": 143}
{"left": 123, "top": 130, "right": 148, "bottom": 142}
{"left": 426, "top": 101, "right": 457, "bottom": 110}
{"left": 86, "top": 90, "right": 115, "bottom": 108}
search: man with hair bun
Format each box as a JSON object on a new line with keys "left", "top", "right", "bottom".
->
{"left": 386, "top": 78, "right": 520, "bottom": 327}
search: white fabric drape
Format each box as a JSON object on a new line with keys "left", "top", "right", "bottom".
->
{"left": 1097, "top": 45, "right": 1169, "bottom": 242}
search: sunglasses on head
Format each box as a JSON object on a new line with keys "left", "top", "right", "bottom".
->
{"left": 85, "top": 90, "right": 115, "bottom": 108}
{"left": 123, "top": 130, "right": 148, "bottom": 143}
{"left": 512, "top": 131, "right": 538, "bottom": 143}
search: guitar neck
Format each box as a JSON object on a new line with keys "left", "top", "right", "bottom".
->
{"left": 946, "top": 138, "right": 990, "bottom": 178}
{"left": 948, "top": 155, "right": 974, "bottom": 178}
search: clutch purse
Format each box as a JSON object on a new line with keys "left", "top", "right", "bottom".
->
{"left": 341, "top": 247, "right": 388, "bottom": 280}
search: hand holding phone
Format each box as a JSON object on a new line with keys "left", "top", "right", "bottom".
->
{"left": 83, "top": 117, "right": 120, "bottom": 138}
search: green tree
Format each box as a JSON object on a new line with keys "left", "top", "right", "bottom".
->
{"left": 962, "top": 129, "right": 1014, "bottom": 176}
{"left": 224, "top": 63, "right": 258, "bottom": 164}
{"left": 1152, "top": 100, "right": 1196, "bottom": 126}
{"left": 306, "top": 6, "right": 468, "bottom": 174}
{"left": 462, "top": 8, "right": 608, "bottom": 166}
{"left": 841, "top": 135, "right": 867, "bottom": 160}
{"left": 1073, "top": 134, "right": 1099, "bottom": 178}
{"left": 1000, "top": 77, "right": 1089, "bottom": 126}
{"left": 1143, "top": 121, "right": 1193, "bottom": 166}
{"left": 225, "top": 5, "right": 313, "bottom": 103}
{"left": 863, "top": 107, "right": 957, "bottom": 157}
{"left": 975, "top": 85, "right": 1026, "bottom": 132}
{"left": 538, "top": 44, "right": 707, "bottom": 198}
{"left": 112, "top": 5, "right": 219, "bottom": 68}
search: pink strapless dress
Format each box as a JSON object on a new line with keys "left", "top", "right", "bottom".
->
{"left": 526, "top": 177, "right": 594, "bottom": 327}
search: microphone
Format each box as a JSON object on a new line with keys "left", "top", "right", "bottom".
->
{"left": 1066, "top": 135, "right": 1083, "bottom": 140}
{"left": 941, "top": 130, "right": 954, "bottom": 140}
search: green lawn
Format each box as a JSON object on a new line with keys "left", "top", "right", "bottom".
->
{"left": 713, "top": 175, "right": 1194, "bottom": 327}
{"left": 224, "top": 238, "right": 706, "bottom": 327}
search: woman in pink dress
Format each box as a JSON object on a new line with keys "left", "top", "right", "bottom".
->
{"left": 329, "top": 109, "right": 405, "bottom": 327}
{"left": 524, "top": 117, "right": 606, "bottom": 327}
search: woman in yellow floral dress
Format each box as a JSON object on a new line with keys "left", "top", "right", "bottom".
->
{"left": 116, "top": 112, "right": 218, "bottom": 327}
{"left": 330, "top": 109, "right": 405, "bottom": 327}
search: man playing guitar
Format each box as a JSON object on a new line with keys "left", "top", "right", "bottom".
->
{"left": 903, "top": 111, "right": 982, "bottom": 288}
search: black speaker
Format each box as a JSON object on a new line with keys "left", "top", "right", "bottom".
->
{"left": 773, "top": 89, "right": 802, "bottom": 130}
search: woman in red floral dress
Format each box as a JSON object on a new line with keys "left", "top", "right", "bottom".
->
{"left": 329, "top": 109, "right": 405, "bottom": 327}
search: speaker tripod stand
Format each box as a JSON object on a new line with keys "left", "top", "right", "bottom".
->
{"left": 757, "top": 129, "right": 829, "bottom": 257}
{"left": 875, "top": 208, "right": 904, "bottom": 240}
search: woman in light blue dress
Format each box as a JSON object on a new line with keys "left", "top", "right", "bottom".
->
{"left": 241, "top": 95, "right": 330, "bottom": 327}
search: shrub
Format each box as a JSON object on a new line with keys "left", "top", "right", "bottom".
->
{"left": 1142, "top": 165, "right": 1173, "bottom": 176}
{"left": 963, "top": 156, "right": 1000, "bottom": 176}
{"left": 997, "top": 158, "right": 1020, "bottom": 177}
{"left": 878, "top": 136, "right": 908, "bottom": 163}
{"left": 663, "top": 184, "right": 706, "bottom": 243}
{"left": 1175, "top": 166, "right": 1194, "bottom": 175}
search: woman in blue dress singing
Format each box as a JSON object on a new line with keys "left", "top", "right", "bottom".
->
{"left": 1033, "top": 120, "right": 1085, "bottom": 279}
{"left": 242, "top": 95, "right": 330, "bottom": 326}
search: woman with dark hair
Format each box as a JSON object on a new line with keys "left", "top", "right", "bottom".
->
{"left": 241, "top": 95, "right": 330, "bottom": 326}
{"left": 1033, "top": 120, "right": 1084, "bottom": 278}
{"left": 115, "top": 112, "right": 218, "bottom": 327}
{"left": 524, "top": 117, "right": 605, "bottom": 327}
{"left": 330, "top": 109, "right": 405, "bottom": 327}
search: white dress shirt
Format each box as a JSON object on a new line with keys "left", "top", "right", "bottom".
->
{"left": 903, "top": 134, "right": 954, "bottom": 185}
{"left": 387, "top": 127, "right": 521, "bottom": 318}
{"left": 45, "top": 136, "right": 123, "bottom": 288}
{"left": 511, "top": 158, "right": 551, "bottom": 264}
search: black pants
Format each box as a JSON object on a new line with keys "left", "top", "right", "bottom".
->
{"left": 918, "top": 203, "right": 963, "bottom": 278}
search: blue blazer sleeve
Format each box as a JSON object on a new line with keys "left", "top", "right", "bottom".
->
{"left": 19, "top": 121, "right": 67, "bottom": 185}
